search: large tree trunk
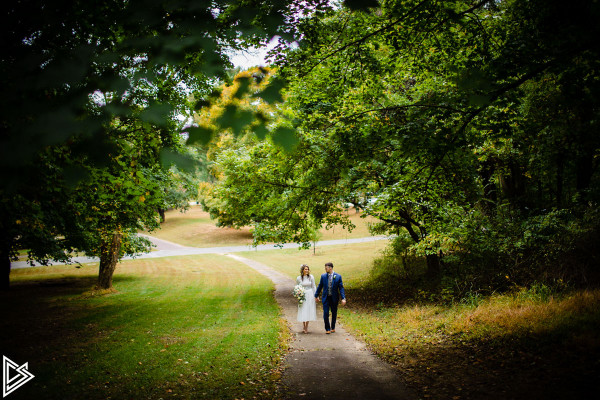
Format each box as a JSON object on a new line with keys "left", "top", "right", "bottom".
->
{"left": 97, "top": 232, "right": 122, "bottom": 289}
{"left": 425, "top": 253, "right": 441, "bottom": 283}
{"left": 1, "top": 247, "right": 10, "bottom": 290}
{"left": 158, "top": 208, "right": 166, "bottom": 223}
{"left": 576, "top": 151, "right": 594, "bottom": 197}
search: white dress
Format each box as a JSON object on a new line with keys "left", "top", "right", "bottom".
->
{"left": 296, "top": 274, "right": 317, "bottom": 322}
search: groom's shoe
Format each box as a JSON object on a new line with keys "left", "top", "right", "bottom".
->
{"left": 331, "top": 329, "right": 335, "bottom": 333}
{"left": 326, "top": 331, "right": 331, "bottom": 334}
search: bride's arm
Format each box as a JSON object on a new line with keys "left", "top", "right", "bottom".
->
{"left": 311, "top": 275, "right": 316, "bottom": 291}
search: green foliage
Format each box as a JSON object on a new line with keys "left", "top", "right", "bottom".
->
{"left": 0, "top": 0, "right": 312, "bottom": 287}
{"left": 251, "top": 0, "right": 600, "bottom": 292}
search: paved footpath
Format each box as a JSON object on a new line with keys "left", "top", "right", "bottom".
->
{"left": 11, "top": 235, "right": 388, "bottom": 269}
{"left": 225, "top": 254, "right": 417, "bottom": 400}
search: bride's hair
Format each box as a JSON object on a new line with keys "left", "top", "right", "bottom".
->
{"left": 299, "top": 264, "right": 310, "bottom": 281}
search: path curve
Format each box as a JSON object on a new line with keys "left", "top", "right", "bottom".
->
{"left": 11, "top": 235, "right": 389, "bottom": 269}
{"left": 225, "top": 254, "right": 416, "bottom": 400}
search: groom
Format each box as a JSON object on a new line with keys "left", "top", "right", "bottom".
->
{"left": 315, "top": 262, "right": 346, "bottom": 334}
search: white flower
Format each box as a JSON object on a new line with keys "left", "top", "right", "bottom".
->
{"left": 292, "top": 284, "right": 306, "bottom": 305}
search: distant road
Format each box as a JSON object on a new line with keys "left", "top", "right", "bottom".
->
{"left": 12, "top": 235, "right": 390, "bottom": 269}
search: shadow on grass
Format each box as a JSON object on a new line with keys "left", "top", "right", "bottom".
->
{"left": 1, "top": 270, "right": 283, "bottom": 400}
{"left": 1, "top": 273, "right": 160, "bottom": 382}
{"left": 388, "top": 328, "right": 600, "bottom": 400}
{"left": 344, "top": 273, "right": 600, "bottom": 400}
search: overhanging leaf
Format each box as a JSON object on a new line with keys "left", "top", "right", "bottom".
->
{"left": 253, "top": 122, "right": 269, "bottom": 140}
{"left": 216, "top": 105, "right": 254, "bottom": 137}
{"left": 252, "top": 76, "right": 286, "bottom": 104}
{"left": 343, "top": 0, "right": 379, "bottom": 11}
{"left": 139, "top": 103, "right": 174, "bottom": 126}
{"left": 186, "top": 126, "right": 214, "bottom": 145}
{"left": 271, "top": 126, "right": 298, "bottom": 152}
{"left": 160, "top": 148, "right": 200, "bottom": 172}
{"left": 233, "top": 76, "right": 252, "bottom": 99}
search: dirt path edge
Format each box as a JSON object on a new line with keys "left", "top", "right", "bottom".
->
{"left": 225, "top": 254, "right": 417, "bottom": 400}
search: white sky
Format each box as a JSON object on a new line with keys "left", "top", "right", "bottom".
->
{"left": 228, "top": 37, "right": 283, "bottom": 69}
{"left": 229, "top": 46, "right": 270, "bottom": 68}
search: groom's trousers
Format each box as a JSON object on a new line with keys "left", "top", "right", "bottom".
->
{"left": 323, "top": 295, "right": 338, "bottom": 331}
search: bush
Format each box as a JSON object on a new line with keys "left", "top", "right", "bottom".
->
{"left": 359, "top": 204, "right": 600, "bottom": 305}
{"left": 450, "top": 204, "right": 600, "bottom": 293}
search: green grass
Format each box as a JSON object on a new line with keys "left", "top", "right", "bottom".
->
{"left": 2, "top": 256, "right": 288, "bottom": 400}
{"left": 238, "top": 240, "right": 389, "bottom": 287}
{"left": 240, "top": 242, "right": 600, "bottom": 398}
{"left": 10, "top": 203, "right": 600, "bottom": 399}
{"left": 149, "top": 205, "right": 379, "bottom": 247}
{"left": 340, "top": 289, "right": 600, "bottom": 349}
{"left": 337, "top": 287, "right": 600, "bottom": 399}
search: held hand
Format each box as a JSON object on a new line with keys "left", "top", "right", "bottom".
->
{"left": 341, "top": 299, "right": 347, "bottom": 306}
{"left": 315, "top": 297, "right": 320, "bottom": 302}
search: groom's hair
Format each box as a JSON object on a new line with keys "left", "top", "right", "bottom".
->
{"left": 325, "top": 262, "right": 333, "bottom": 269}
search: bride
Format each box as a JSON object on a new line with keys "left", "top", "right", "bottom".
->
{"left": 296, "top": 264, "right": 317, "bottom": 333}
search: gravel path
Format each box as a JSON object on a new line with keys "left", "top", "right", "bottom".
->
{"left": 225, "top": 254, "right": 417, "bottom": 400}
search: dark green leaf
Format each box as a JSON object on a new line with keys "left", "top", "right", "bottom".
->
{"left": 253, "top": 123, "right": 269, "bottom": 140}
{"left": 468, "top": 94, "right": 492, "bottom": 106}
{"left": 139, "top": 103, "right": 174, "bottom": 126}
{"left": 160, "top": 149, "right": 200, "bottom": 172}
{"left": 252, "top": 76, "right": 286, "bottom": 104}
{"left": 271, "top": 126, "right": 298, "bottom": 152}
{"left": 233, "top": 76, "right": 252, "bottom": 99}
{"left": 186, "top": 126, "right": 214, "bottom": 145}
{"left": 216, "top": 105, "right": 255, "bottom": 137}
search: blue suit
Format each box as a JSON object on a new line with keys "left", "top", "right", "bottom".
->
{"left": 315, "top": 272, "right": 346, "bottom": 332}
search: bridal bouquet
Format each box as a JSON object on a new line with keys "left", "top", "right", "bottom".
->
{"left": 292, "top": 284, "right": 306, "bottom": 305}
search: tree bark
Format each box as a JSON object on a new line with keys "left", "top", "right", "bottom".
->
{"left": 576, "top": 151, "right": 594, "bottom": 196}
{"left": 425, "top": 253, "right": 442, "bottom": 283}
{"left": 158, "top": 208, "right": 166, "bottom": 223}
{"left": 1, "top": 248, "right": 10, "bottom": 290}
{"left": 97, "top": 232, "right": 122, "bottom": 289}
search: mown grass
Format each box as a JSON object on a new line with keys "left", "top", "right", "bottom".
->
{"left": 241, "top": 242, "right": 600, "bottom": 399}
{"left": 150, "top": 205, "right": 378, "bottom": 247}
{"left": 10, "top": 205, "right": 600, "bottom": 399}
{"left": 239, "top": 240, "right": 389, "bottom": 285}
{"left": 1, "top": 255, "right": 288, "bottom": 400}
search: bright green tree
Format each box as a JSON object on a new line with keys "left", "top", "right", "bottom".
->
{"left": 205, "top": 0, "right": 600, "bottom": 289}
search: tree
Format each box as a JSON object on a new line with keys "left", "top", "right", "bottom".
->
{"left": 205, "top": 0, "right": 600, "bottom": 288}
{"left": 197, "top": 66, "right": 355, "bottom": 248}
{"left": 0, "top": 0, "right": 311, "bottom": 289}
{"left": 279, "top": 0, "right": 600, "bottom": 285}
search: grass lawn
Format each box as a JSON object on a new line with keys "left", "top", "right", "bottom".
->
{"left": 149, "top": 205, "right": 378, "bottom": 247}
{"left": 238, "top": 240, "right": 389, "bottom": 287}
{"left": 239, "top": 243, "right": 600, "bottom": 399}
{"left": 1, "top": 256, "right": 288, "bottom": 400}
{"left": 9, "top": 204, "right": 599, "bottom": 400}
{"left": 338, "top": 289, "right": 600, "bottom": 399}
